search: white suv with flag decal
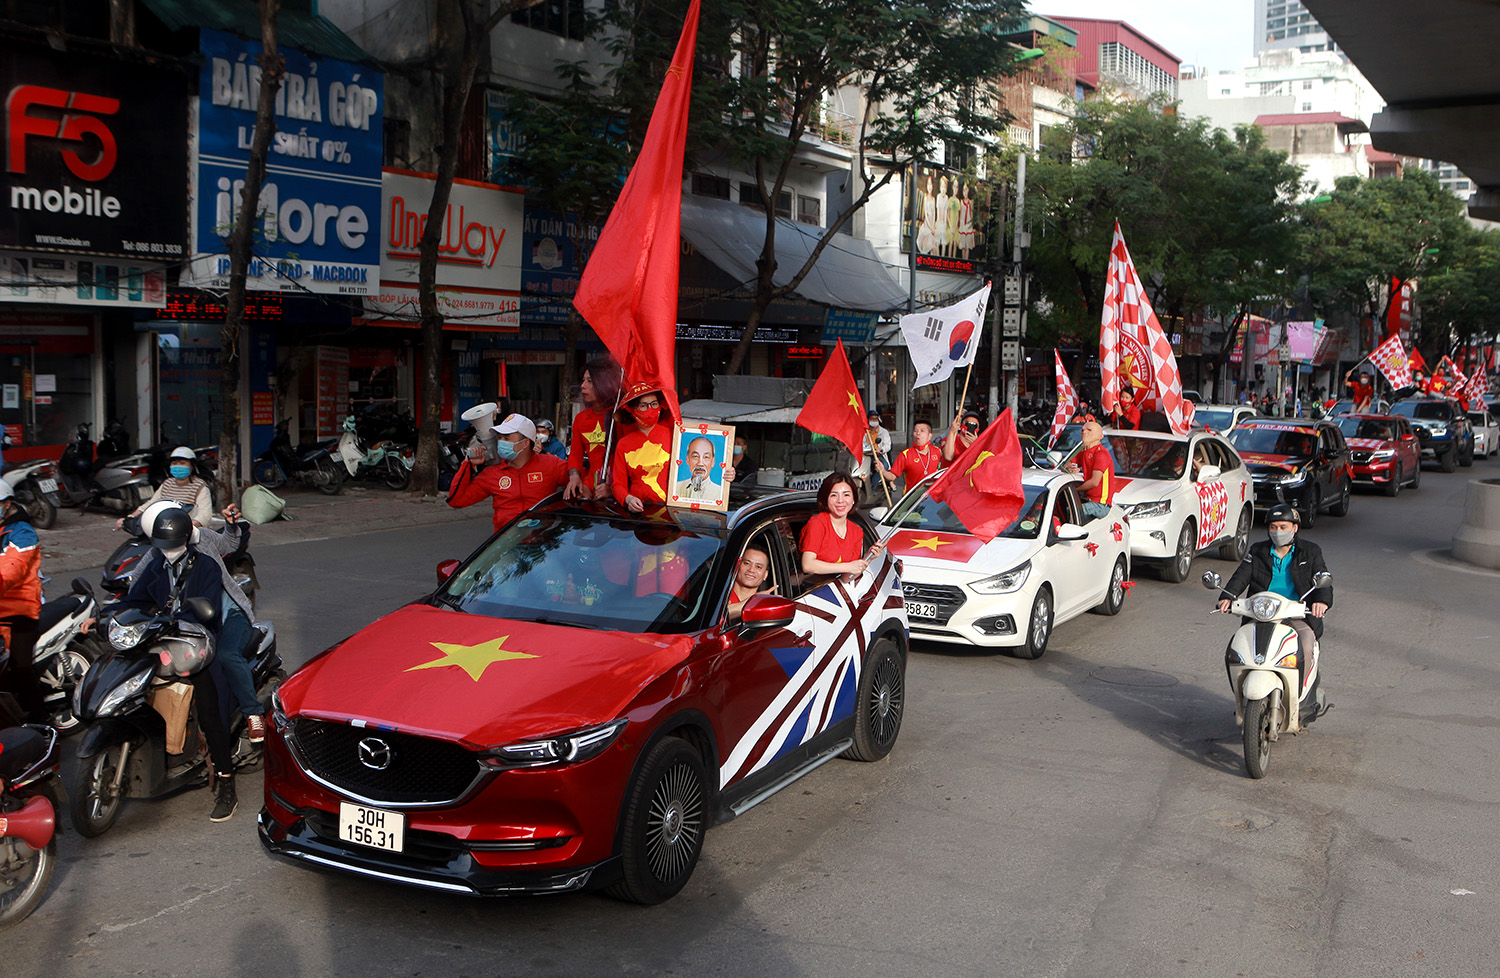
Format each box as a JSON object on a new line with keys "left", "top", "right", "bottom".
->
{"left": 1076, "top": 429, "right": 1255, "bottom": 584}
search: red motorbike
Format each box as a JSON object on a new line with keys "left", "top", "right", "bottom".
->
{"left": 0, "top": 688, "right": 60, "bottom": 928}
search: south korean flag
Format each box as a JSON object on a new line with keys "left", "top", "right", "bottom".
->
{"left": 899, "top": 283, "right": 992, "bottom": 389}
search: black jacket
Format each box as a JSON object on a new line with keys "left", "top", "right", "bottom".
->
{"left": 1221, "top": 537, "right": 1332, "bottom": 631}
{"left": 120, "top": 548, "right": 229, "bottom": 635}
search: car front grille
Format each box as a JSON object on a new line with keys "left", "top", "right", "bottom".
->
{"left": 901, "top": 583, "right": 967, "bottom": 625}
{"left": 289, "top": 718, "right": 482, "bottom": 806}
{"left": 1349, "top": 450, "right": 1372, "bottom": 464}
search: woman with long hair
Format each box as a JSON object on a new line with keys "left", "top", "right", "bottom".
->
{"left": 565, "top": 354, "right": 624, "bottom": 500}
{"left": 799, "top": 472, "right": 884, "bottom": 580}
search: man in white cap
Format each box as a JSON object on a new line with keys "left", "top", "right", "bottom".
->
{"left": 447, "top": 414, "right": 568, "bottom": 532}
{"left": 119, "top": 445, "right": 213, "bottom": 528}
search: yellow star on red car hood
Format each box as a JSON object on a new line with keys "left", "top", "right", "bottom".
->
{"left": 908, "top": 535, "right": 952, "bottom": 551}
{"left": 406, "top": 636, "right": 538, "bottom": 682}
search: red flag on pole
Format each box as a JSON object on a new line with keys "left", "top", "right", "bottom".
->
{"left": 572, "top": 0, "right": 700, "bottom": 422}
{"left": 1408, "top": 347, "right": 1428, "bottom": 376}
{"left": 796, "top": 339, "right": 867, "bottom": 466}
{"left": 1048, "top": 349, "right": 1078, "bottom": 448}
{"left": 928, "top": 409, "right": 1026, "bottom": 543}
{"left": 1098, "top": 222, "right": 1194, "bottom": 434}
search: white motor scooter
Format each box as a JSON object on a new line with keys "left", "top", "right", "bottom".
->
{"left": 1201, "top": 569, "right": 1332, "bottom": 779}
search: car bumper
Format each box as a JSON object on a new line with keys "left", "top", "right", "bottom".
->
{"left": 1123, "top": 514, "right": 1176, "bottom": 559}
{"left": 1350, "top": 460, "right": 1398, "bottom": 483}
{"left": 903, "top": 575, "right": 1031, "bottom": 648}
{"left": 1249, "top": 479, "right": 1309, "bottom": 510}
{"left": 258, "top": 722, "right": 631, "bottom": 894}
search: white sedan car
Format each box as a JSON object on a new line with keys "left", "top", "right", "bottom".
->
{"left": 1091, "top": 430, "right": 1256, "bottom": 583}
{"left": 878, "top": 470, "right": 1131, "bottom": 659}
{"left": 1468, "top": 410, "right": 1498, "bottom": 458}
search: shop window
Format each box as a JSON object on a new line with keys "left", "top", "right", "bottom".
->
{"left": 797, "top": 195, "right": 821, "bottom": 226}
{"left": 692, "top": 173, "right": 730, "bottom": 199}
{"left": 739, "top": 182, "right": 792, "bottom": 218}
{"left": 156, "top": 324, "right": 221, "bottom": 447}
{"left": 511, "top": 0, "right": 587, "bottom": 41}
{"left": 0, "top": 315, "right": 96, "bottom": 453}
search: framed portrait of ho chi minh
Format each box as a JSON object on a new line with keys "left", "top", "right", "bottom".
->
{"left": 668, "top": 420, "right": 734, "bottom": 512}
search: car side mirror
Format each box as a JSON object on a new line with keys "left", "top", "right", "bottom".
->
{"left": 740, "top": 593, "right": 797, "bottom": 631}
{"left": 1196, "top": 464, "right": 1221, "bottom": 481}
{"left": 436, "top": 558, "right": 460, "bottom": 584}
{"left": 869, "top": 506, "right": 889, "bottom": 521}
{"left": 1201, "top": 571, "right": 1223, "bottom": 590}
{"left": 184, "top": 596, "right": 216, "bottom": 624}
{"left": 1054, "top": 523, "right": 1088, "bottom": 542}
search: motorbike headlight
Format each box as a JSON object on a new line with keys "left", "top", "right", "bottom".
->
{"left": 108, "top": 618, "right": 149, "bottom": 650}
{"left": 1124, "top": 500, "right": 1171, "bottom": 520}
{"left": 1275, "top": 652, "right": 1299, "bottom": 669}
{"left": 481, "top": 719, "right": 628, "bottom": 770}
{"left": 98, "top": 670, "right": 152, "bottom": 718}
{"left": 1249, "top": 594, "right": 1283, "bottom": 622}
{"left": 968, "top": 561, "right": 1032, "bottom": 594}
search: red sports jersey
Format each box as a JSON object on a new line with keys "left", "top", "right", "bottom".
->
{"left": 447, "top": 453, "right": 568, "bottom": 531}
{"left": 799, "top": 512, "right": 865, "bottom": 565}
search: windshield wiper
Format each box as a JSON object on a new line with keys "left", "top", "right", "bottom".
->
{"left": 520, "top": 615, "right": 603, "bottom": 630}
{"left": 431, "top": 593, "right": 467, "bottom": 613}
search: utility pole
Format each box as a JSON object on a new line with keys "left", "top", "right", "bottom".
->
{"left": 1004, "top": 152, "right": 1028, "bottom": 417}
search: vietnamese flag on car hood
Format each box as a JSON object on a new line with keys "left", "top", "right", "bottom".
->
{"left": 926, "top": 409, "right": 1025, "bottom": 542}
{"left": 278, "top": 605, "right": 694, "bottom": 748}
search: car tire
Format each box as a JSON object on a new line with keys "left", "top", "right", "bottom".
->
{"left": 606, "top": 737, "right": 708, "bottom": 905}
{"left": 1409, "top": 462, "right": 1421, "bottom": 489}
{"left": 1219, "top": 506, "right": 1251, "bottom": 562}
{"left": 1162, "top": 519, "right": 1195, "bottom": 583}
{"left": 1329, "top": 477, "right": 1351, "bottom": 517}
{"left": 1092, "top": 555, "right": 1128, "bottom": 616}
{"left": 845, "top": 636, "right": 905, "bottom": 762}
{"left": 1440, "top": 446, "right": 1458, "bottom": 473}
{"left": 1010, "top": 586, "right": 1052, "bottom": 660}
{"left": 1384, "top": 464, "right": 1401, "bottom": 497}
{"left": 1460, "top": 439, "right": 1474, "bottom": 467}
{"left": 1300, "top": 489, "right": 1319, "bottom": 529}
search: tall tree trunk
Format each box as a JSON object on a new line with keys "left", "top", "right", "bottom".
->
{"left": 220, "top": 0, "right": 283, "bottom": 504}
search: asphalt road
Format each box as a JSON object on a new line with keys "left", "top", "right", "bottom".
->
{"left": 11, "top": 458, "right": 1500, "bottom": 978}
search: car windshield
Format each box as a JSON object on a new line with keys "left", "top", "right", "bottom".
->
{"left": 1050, "top": 425, "right": 1084, "bottom": 457}
{"left": 1101, "top": 436, "right": 1190, "bottom": 480}
{"left": 884, "top": 484, "right": 1049, "bottom": 540}
{"left": 1469, "top": 413, "right": 1489, "bottom": 425}
{"left": 1336, "top": 418, "right": 1395, "bottom": 440}
{"left": 1194, "top": 408, "right": 1236, "bottom": 431}
{"left": 1391, "top": 401, "right": 1451, "bottom": 420}
{"left": 436, "top": 513, "right": 723, "bottom": 633}
{"left": 1230, "top": 426, "right": 1318, "bottom": 457}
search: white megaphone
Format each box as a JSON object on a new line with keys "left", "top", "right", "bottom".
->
{"left": 460, "top": 402, "right": 499, "bottom": 462}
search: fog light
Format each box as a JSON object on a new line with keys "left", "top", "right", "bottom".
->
{"left": 973, "top": 615, "right": 1016, "bottom": 636}
{"left": 1150, "top": 530, "right": 1166, "bottom": 543}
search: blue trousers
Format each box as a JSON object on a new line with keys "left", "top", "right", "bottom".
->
{"left": 216, "top": 606, "right": 263, "bottom": 718}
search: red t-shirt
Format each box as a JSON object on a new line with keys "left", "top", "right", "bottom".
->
{"left": 568, "top": 408, "right": 611, "bottom": 485}
{"left": 1077, "top": 444, "right": 1116, "bottom": 505}
{"left": 799, "top": 512, "right": 865, "bottom": 565}
{"left": 612, "top": 422, "right": 674, "bottom": 505}
{"left": 889, "top": 444, "right": 944, "bottom": 484}
{"left": 1119, "top": 403, "right": 1142, "bottom": 429}
{"left": 1348, "top": 380, "right": 1373, "bottom": 405}
{"left": 447, "top": 452, "right": 568, "bottom": 531}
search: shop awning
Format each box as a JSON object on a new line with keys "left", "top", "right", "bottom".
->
{"left": 677, "top": 399, "right": 803, "bottom": 424}
{"left": 680, "top": 196, "right": 908, "bottom": 314}
{"left": 140, "top": 0, "right": 371, "bottom": 62}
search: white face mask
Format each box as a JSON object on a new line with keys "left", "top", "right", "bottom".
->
{"left": 159, "top": 545, "right": 188, "bottom": 562}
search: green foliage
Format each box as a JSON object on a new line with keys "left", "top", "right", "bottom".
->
{"left": 1024, "top": 99, "right": 1304, "bottom": 347}
{"left": 1415, "top": 225, "right": 1500, "bottom": 349}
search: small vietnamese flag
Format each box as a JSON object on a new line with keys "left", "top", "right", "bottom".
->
{"left": 928, "top": 408, "right": 1026, "bottom": 542}
{"left": 796, "top": 339, "right": 867, "bottom": 466}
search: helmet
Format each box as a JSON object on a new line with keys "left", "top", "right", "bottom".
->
{"left": 169, "top": 446, "right": 196, "bottom": 461}
{"left": 0, "top": 479, "right": 13, "bottom": 503}
{"left": 1265, "top": 503, "right": 1301, "bottom": 526}
{"left": 148, "top": 507, "right": 193, "bottom": 550}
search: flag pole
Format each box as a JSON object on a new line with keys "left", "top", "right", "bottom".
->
{"left": 867, "top": 427, "right": 893, "bottom": 509}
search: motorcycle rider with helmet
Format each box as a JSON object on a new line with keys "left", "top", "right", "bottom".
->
{"left": 1216, "top": 503, "right": 1333, "bottom": 720}
{"left": 0, "top": 479, "right": 46, "bottom": 721}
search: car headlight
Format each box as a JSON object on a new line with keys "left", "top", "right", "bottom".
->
{"left": 108, "top": 618, "right": 149, "bottom": 650}
{"left": 1125, "top": 499, "right": 1171, "bottom": 520}
{"left": 98, "top": 670, "right": 152, "bottom": 718}
{"left": 1277, "top": 470, "right": 1306, "bottom": 486}
{"left": 271, "top": 688, "right": 289, "bottom": 732}
{"left": 969, "top": 561, "right": 1031, "bottom": 594}
{"left": 481, "top": 719, "right": 628, "bottom": 769}
{"left": 1370, "top": 450, "right": 1395, "bottom": 459}
{"left": 1249, "top": 594, "right": 1283, "bottom": 622}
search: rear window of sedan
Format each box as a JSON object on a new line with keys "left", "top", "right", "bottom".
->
{"left": 437, "top": 513, "right": 725, "bottom": 632}
{"left": 1101, "top": 435, "right": 1190, "bottom": 480}
{"left": 1194, "top": 408, "right": 1237, "bottom": 430}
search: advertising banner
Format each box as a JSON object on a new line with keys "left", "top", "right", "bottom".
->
{"left": 1, "top": 45, "right": 189, "bottom": 258}
{"left": 187, "top": 30, "right": 383, "bottom": 295}
{"left": 520, "top": 209, "right": 602, "bottom": 326}
{"left": 0, "top": 250, "right": 166, "bottom": 308}
{"left": 362, "top": 169, "right": 523, "bottom": 330}
{"left": 905, "top": 162, "right": 989, "bottom": 275}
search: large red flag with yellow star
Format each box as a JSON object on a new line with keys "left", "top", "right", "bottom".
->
{"left": 927, "top": 408, "right": 1025, "bottom": 542}
{"left": 796, "top": 339, "right": 867, "bottom": 466}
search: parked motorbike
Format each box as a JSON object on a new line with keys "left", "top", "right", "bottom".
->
{"left": 0, "top": 697, "right": 61, "bottom": 929}
{"left": 1, "top": 459, "right": 63, "bottom": 530}
{"left": 1202, "top": 569, "right": 1333, "bottom": 779}
{"left": 335, "top": 416, "right": 412, "bottom": 490}
{"left": 251, "top": 419, "right": 343, "bottom": 495}
{"left": 101, "top": 515, "right": 258, "bottom": 610}
{"left": 68, "top": 600, "right": 282, "bottom": 838}
{"left": 55, "top": 424, "right": 151, "bottom": 514}
{"left": 29, "top": 578, "right": 102, "bottom": 735}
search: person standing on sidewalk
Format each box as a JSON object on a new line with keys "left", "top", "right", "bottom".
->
{"left": 448, "top": 415, "right": 568, "bottom": 532}
{"left": 0, "top": 480, "right": 45, "bottom": 722}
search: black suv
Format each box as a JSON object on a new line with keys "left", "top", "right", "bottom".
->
{"left": 1390, "top": 395, "right": 1474, "bottom": 472}
{"left": 1228, "top": 418, "right": 1352, "bottom": 528}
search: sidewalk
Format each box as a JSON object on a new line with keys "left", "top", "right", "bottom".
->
{"left": 35, "top": 485, "right": 488, "bottom": 574}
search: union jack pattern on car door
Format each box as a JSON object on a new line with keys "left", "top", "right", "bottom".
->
{"left": 719, "top": 556, "right": 906, "bottom": 786}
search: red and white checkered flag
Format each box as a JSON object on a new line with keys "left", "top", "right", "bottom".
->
{"left": 1099, "top": 222, "right": 1193, "bottom": 434}
{"left": 1463, "top": 367, "right": 1487, "bottom": 410}
{"left": 1367, "top": 333, "right": 1412, "bottom": 389}
{"left": 1049, "top": 349, "right": 1078, "bottom": 447}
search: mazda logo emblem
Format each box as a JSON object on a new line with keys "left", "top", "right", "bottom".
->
{"left": 357, "top": 737, "right": 394, "bottom": 771}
